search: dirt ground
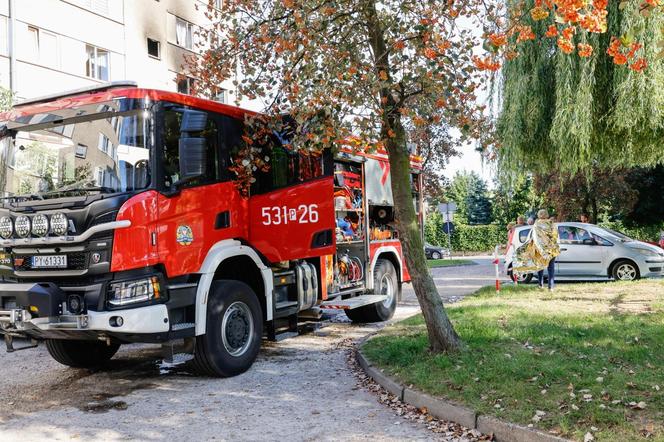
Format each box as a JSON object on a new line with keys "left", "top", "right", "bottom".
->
{"left": 0, "top": 258, "right": 499, "bottom": 441}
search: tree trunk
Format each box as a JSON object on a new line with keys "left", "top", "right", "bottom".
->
{"left": 385, "top": 122, "right": 463, "bottom": 353}
{"left": 364, "top": 0, "right": 463, "bottom": 353}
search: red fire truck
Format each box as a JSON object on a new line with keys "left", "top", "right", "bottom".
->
{"left": 0, "top": 82, "right": 423, "bottom": 376}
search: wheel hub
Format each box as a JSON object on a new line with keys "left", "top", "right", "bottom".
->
{"left": 617, "top": 264, "right": 636, "bottom": 281}
{"left": 380, "top": 274, "right": 394, "bottom": 307}
{"left": 221, "top": 302, "right": 253, "bottom": 357}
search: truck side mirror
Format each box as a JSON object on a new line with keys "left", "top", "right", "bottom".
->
{"left": 178, "top": 137, "right": 207, "bottom": 181}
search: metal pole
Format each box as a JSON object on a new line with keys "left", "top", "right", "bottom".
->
{"left": 493, "top": 245, "right": 501, "bottom": 295}
{"left": 446, "top": 210, "right": 452, "bottom": 257}
{"left": 8, "top": 0, "right": 16, "bottom": 94}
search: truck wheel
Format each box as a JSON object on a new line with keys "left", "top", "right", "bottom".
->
{"left": 45, "top": 339, "right": 120, "bottom": 368}
{"left": 346, "top": 259, "right": 399, "bottom": 323}
{"left": 192, "top": 280, "right": 262, "bottom": 377}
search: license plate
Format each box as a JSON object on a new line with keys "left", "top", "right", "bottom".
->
{"left": 32, "top": 255, "right": 67, "bottom": 269}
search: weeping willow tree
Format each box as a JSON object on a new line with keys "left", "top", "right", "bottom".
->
{"left": 497, "top": 1, "right": 664, "bottom": 175}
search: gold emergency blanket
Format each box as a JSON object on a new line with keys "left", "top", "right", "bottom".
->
{"left": 513, "top": 219, "right": 560, "bottom": 273}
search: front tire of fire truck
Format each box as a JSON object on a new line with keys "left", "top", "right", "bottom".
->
{"left": 192, "top": 280, "right": 263, "bottom": 377}
{"left": 45, "top": 339, "right": 120, "bottom": 369}
{"left": 345, "top": 259, "right": 399, "bottom": 323}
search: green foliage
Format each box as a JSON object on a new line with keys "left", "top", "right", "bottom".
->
{"left": 491, "top": 174, "right": 541, "bottom": 225}
{"left": 599, "top": 220, "right": 664, "bottom": 243}
{"left": 428, "top": 259, "right": 473, "bottom": 268}
{"left": 623, "top": 166, "right": 664, "bottom": 226}
{"left": 425, "top": 215, "right": 505, "bottom": 252}
{"left": 363, "top": 281, "right": 664, "bottom": 441}
{"left": 0, "top": 86, "right": 13, "bottom": 112}
{"left": 497, "top": 0, "right": 664, "bottom": 175}
{"left": 466, "top": 176, "right": 493, "bottom": 224}
{"left": 446, "top": 171, "right": 493, "bottom": 225}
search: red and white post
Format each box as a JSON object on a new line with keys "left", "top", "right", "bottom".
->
{"left": 493, "top": 245, "right": 501, "bottom": 295}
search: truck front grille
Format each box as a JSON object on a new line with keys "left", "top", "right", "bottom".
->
{"left": 14, "top": 253, "right": 88, "bottom": 271}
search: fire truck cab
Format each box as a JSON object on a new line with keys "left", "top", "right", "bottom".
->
{"left": 0, "top": 82, "right": 423, "bottom": 377}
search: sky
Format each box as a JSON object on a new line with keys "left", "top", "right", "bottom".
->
{"left": 442, "top": 142, "right": 496, "bottom": 187}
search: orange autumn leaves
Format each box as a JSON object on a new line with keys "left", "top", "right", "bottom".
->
{"left": 477, "top": 0, "right": 654, "bottom": 72}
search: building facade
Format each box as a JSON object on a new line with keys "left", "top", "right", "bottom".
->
{"left": 0, "top": 0, "right": 231, "bottom": 101}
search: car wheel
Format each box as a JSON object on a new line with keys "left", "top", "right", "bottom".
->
{"left": 612, "top": 260, "right": 640, "bottom": 281}
{"left": 431, "top": 251, "right": 442, "bottom": 260}
{"left": 192, "top": 280, "right": 263, "bottom": 377}
{"left": 516, "top": 273, "right": 533, "bottom": 284}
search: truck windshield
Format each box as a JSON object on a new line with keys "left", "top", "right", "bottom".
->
{"left": 0, "top": 111, "right": 150, "bottom": 200}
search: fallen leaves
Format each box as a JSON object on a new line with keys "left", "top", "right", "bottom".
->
{"left": 347, "top": 349, "right": 489, "bottom": 441}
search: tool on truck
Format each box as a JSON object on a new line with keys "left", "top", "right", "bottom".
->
{"left": 0, "top": 82, "right": 423, "bottom": 377}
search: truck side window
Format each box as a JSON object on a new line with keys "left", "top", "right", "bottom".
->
{"left": 250, "top": 142, "right": 332, "bottom": 194}
{"left": 162, "top": 108, "right": 219, "bottom": 188}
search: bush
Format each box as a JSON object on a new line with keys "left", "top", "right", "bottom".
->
{"left": 425, "top": 213, "right": 506, "bottom": 252}
{"left": 598, "top": 221, "right": 664, "bottom": 242}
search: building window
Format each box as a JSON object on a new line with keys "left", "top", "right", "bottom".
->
{"left": 27, "top": 26, "right": 39, "bottom": 61}
{"left": 40, "top": 31, "right": 58, "bottom": 67}
{"left": 74, "top": 0, "right": 109, "bottom": 15}
{"left": 86, "top": 44, "right": 110, "bottom": 80}
{"left": 177, "top": 76, "right": 196, "bottom": 95}
{"left": 175, "top": 17, "right": 194, "bottom": 50}
{"left": 214, "top": 88, "right": 228, "bottom": 104}
{"left": 147, "top": 38, "right": 160, "bottom": 59}
{"left": 0, "top": 17, "right": 8, "bottom": 56}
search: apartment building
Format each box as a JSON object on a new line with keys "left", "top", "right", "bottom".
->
{"left": 0, "top": 0, "right": 232, "bottom": 101}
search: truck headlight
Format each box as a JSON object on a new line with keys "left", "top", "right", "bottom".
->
{"left": 50, "top": 212, "right": 68, "bottom": 236}
{"left": 0, "top": 216, "right": 13, "bottom": 239}
{"left": 31, "top": 214, "right": 49, "bottom": 237}
{"left": 108, "top": 277, "right": 161, "bottom": 307}
{"left": 15, "top": 216, "right": 31, "bottom": 238}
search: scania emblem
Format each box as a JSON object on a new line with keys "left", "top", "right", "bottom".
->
{"left": 176, "top": 225, "right": 193, "bottom": 246}
{"left": 91, "top": 252, "right": 101, "bottom": 264}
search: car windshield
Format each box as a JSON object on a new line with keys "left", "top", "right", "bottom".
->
{"left": 0, "top": 111, "right": 150, "bottom": 201}
{"left": 601, "top": 228, "right": 633, "bottom": 242}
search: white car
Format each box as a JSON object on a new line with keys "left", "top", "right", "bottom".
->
{"left": 505, "top": 222, "right": 664, "bottom": 282}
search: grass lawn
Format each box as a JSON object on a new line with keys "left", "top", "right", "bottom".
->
{"left": 427, "top": 259, "right": 474, "bottom": 268}
{"left": 363, "top": 281, "right": 664, "bottom": 441}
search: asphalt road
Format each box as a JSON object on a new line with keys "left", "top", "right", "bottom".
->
{"left": 0, "top": 258, "right": 500, "bottom": 441}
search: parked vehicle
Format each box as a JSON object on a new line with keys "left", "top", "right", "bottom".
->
{"left": 0, "top": 82, "right": 424, "bottom": 376}
{"left": 425, "top": 243, "right": 450, "bottom": 260}
{"left": 505, "top": 222, "right": 664, "bottom": 282}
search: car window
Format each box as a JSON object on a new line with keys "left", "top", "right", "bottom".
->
{"left": 592, "top": 233, "right": 612, "bottom": 246}
{"left": 518, "top": 228, "right": 531, "bottom": 243}
{"left": 559, "top": 226, "right": 593, "bottom": 244}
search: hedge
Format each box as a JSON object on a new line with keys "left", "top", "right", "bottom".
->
{"left": 598, "top": 221, "right": 664, "bottom": 243}
{"left": 425, "top": 213, "right": 506, "bottom": 252}
{"left": 425, "top": 216, "right": 664, "bottom": 253}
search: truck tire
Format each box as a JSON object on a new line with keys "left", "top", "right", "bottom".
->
{"left": 45, "top": 339, "right": 120, "bottom": 368}
{"left": 192, "top": 280, "right": 262, "bottom": 377}
{"left": 346, "top": 259, "right": 399, "bottom": 323}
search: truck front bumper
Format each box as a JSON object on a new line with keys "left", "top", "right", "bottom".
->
{"left": 0, "top": 282, "right": 170, "bottom": 342}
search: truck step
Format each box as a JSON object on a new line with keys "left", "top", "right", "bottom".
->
{"left": 319, "top": 295, "right": 388, "bottom": 310}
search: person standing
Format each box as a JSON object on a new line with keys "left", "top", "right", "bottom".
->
{"left": 533, "top": 209, "right": 560, "bottom": 291}
{"left": 579, "top": 213, "right": 589, "bottom": 223}
{"left": 527, "top": 217, "right": 535, "bottom": 225}
{"left": 516, "top": 215, "right": 526, "bottom": 226}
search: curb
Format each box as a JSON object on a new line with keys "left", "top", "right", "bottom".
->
{"left": 355, "top": 349, "right": 570, "bottom": 442}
